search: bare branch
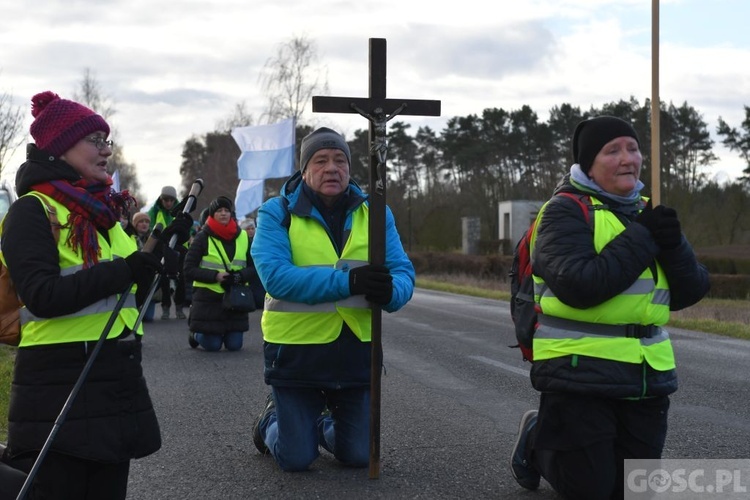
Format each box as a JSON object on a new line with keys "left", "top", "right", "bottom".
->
{"left": 258, "top": 35, "right": 328, "bottom": 124}
{"left": 0, "top": 89, "right": 24, "bottom": 175}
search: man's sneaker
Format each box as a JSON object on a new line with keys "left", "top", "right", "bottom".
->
{"left": 510, "top": 410, "right": 540, "bottom": 490}
{"left": 252, "top": 394, "right": 275, "bottom": 455}
{"left": 175, "top": 308, "right": 187, "bottom": 320}
{"left": 161, "top": 309, "right": 170, "bottom": 320}
{"left": 188, "top": 332, "right": 199, "bottom": 349}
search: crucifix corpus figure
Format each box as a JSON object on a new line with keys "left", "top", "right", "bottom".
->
{"left": 313, "top": 37, "right": 441, "bottom": 479}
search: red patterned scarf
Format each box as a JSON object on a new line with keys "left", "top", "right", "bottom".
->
{"left": 206, "top": 216, "right": 238, "bottom": 240}
{"left": 31, "top": 179, "right": 137, "bottom": 268}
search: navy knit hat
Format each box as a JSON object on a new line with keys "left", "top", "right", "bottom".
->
{"left": 29, "top": 91, "right": 110, "bottom": 157}
{"left": 299, "top": 127, "right": 351, "bottom": 172}
{"left": 572, "top": 116, "right": 640, "bottom": 174}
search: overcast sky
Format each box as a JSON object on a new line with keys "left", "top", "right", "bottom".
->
{"left": 2, "top": 0, "right": 749, "bottom": 208}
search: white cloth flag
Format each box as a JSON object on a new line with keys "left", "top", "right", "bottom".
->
{"left": 234, "top": 179, "right": 265, "bottom": 219}
{"left": 231, "top": 118, "right": 295, "bottom": 181}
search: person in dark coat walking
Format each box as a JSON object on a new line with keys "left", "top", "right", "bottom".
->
{"left": 183, "top": 196, "right": 260, "bottom": 351}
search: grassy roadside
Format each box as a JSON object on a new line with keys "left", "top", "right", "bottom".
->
{"left": 1, "top": 345, "right": 13, "bottom": 442}
{"left": 416, "top": 276, "right": 750, "bottom": 340}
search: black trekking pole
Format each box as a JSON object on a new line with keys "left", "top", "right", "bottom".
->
{"left": 16, "top": 178, "right": 203, "bottom": 500}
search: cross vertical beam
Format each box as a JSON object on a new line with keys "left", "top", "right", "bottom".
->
{"left": 312, "top": 38, "right": 440, "bottom": 479}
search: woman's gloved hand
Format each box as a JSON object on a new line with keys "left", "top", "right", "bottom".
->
{"left": 161, "top": 213, "right": 193, "bottom": 246}
{"left": 125, "top": 251, "right": 163, "bottom": 306}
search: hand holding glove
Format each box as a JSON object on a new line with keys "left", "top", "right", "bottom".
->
{"left": 161, "top": 213, "right": 193, "bottom": 247}
{"left": 349, "top": 264, "right": 393, "bottom": 305}
{"left": 125, "top": 251, "right": 163, "bottom": 306}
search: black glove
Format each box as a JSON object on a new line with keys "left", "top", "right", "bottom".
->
{"left": 652, "top": 206, "right": 682, "bottom": 250}
{"left": 634, "top": 199, "right": 659, "bottom": 234}
{"left": 349, "top": 264, "right": 393, "bottom": 305}
{"left": 161, "top": 213, "right": 193, "bottom": 247}
{"left": 125, "top": 251, "right": 163, "bottom": 306}
{"left": 162, "top": 246, "right": 180, "bottom": 278}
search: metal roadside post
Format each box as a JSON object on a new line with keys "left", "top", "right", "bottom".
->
{"left": 15, "top": 179, "right": 204, "bottom": 500}
{"left": 312, "top": 38, "right": 440, "bottom": 479}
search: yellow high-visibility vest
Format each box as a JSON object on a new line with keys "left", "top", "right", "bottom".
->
{"left": 14, "top": 193, "right": 142, "bottom": 346}
{"left": 193, "top": 231, "right": 249, "bottom": 294}
{"left": 531, "top": 196, "right": 675, "bottom": 370}
{"left": 261, "top": 205, "right": 372, "bottom": 344}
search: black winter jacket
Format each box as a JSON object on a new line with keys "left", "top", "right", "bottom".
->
{"left": 2, "top": 145, "right": 161, "bottom": 462}
{"left": 183, "top": 225, "right": 259, "bottom": 335}
{"left": 529, "top": 178, "right": 710, "bottom": 398}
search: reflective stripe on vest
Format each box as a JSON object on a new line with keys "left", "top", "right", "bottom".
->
{"left": 261, "top": 206, "right": 371, "bottom": 344}
{"left": 530, "top": 196, "right": 675, "bottom": 370}
{"left": 193, "top": 232, "right": 250, "bottom": 294}
{"left": 18, "top": 193, "right": 142, "bottom": 346}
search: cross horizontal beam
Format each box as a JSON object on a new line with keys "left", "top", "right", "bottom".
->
{"left": 313, "top": 96, "right": 441, "bottom": 117}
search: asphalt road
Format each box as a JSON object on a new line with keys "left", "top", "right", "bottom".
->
{"left": 126, "top": 289, "right": 750, "bottom": 499}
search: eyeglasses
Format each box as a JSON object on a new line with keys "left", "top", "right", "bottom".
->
{"left": 84, "top": 135, "right": 114, "bottom": 151}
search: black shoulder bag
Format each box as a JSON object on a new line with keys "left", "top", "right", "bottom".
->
{"left": 210, "top": 237, "right": 256, "bottom": 313}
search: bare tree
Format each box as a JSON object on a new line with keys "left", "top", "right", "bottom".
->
{"left": 258, "top": 35, "right": 329, "bottom": 125}
{"left": 73, "top": 69, "right": 145, "bottom": 205}
{"left": 72, "top": 68, "right": 116, "bottom": 120}
{"left": 215, "top": 101, "right": 255, "bottom": 133}
{"left": 0, "top": 81, "right": 24, "bottom": 175}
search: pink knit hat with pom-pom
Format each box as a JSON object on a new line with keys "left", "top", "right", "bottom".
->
{"left": 29, "top": 91, "right": 110, "bottom": 157}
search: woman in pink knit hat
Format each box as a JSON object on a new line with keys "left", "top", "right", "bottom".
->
{"left": 0, "top": 91, "right": 163, "bottom": 499}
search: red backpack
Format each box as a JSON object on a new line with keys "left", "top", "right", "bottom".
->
{"left": 508, "top": 192, "right": 592, "bottom": 362}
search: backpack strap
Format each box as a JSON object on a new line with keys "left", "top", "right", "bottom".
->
{"left": 555, "top": 192, "right": 593, "bottom": 226}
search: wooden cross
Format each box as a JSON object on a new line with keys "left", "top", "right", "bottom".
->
{"left": 312, "top": 37, "right": 441, "bottom": 479}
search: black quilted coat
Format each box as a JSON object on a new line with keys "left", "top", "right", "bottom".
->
{"left": 529, "top": 177, "right": 710, "bottom": 398}
{"left": 183, "top": 226, "right": 259, "bottom": 335}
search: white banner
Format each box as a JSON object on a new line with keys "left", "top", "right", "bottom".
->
{"left": 231, "top": 118, "right": 295, "bottom": 181}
